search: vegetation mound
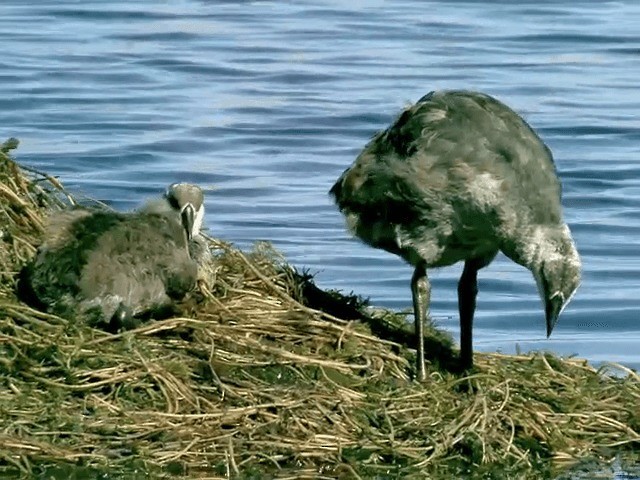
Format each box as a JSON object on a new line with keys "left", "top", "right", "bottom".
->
{"left": 1, "top": 139, "right": 638, "bottom": 479}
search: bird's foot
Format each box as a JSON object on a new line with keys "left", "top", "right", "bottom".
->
{"left": 107, "top": 303, "right": 138, "bottom": 333}
{"left": 457, "top": 353, "right": 474, "bottom": 373}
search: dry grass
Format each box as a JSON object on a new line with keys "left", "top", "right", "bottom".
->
{"left": 1, "top": 138, "right": 639, "bottom": 479}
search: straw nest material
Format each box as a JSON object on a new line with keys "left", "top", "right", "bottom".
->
{"left": 1, "top": 138, "right": 638, "bottom": 479}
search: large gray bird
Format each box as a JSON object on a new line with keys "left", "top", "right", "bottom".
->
{"left": 329, "top": 90, "right": 581, "bottom": 379}
{"left": 25, "top": 183, "right": 208, "bottom": 330}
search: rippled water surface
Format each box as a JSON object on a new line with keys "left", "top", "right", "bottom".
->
{"left": 2, "top": 0, "right": 640, "bottom": 372}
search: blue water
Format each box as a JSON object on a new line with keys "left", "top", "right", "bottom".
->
{"left": 2, "top": 1, "right": 640, "bottom": 374}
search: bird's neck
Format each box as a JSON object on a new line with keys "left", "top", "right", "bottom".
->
{"left": 506, "top": 223, "right": 579, "bottom": 271}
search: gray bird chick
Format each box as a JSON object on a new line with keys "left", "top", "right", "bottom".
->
{"left": 23, "top": 183, "right": 209, "bottom": 331}
{"left": 330, "top": 90, "right": 581, "bottom": 379}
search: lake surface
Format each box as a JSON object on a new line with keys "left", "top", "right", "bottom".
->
{"left": 2, "top": 0, "right": 640, "bottom": 373}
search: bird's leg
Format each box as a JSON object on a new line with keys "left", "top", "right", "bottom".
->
{"left": 458, "top": 259, "right": 482, "bottom": 370}
{"left": 411, "top": 264, "right": 431, "bottom": 382}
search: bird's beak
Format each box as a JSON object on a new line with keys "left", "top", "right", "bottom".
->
{"left": 181, "top": 204, "right": 195, "bottom": 241}
{"left": 545, "top": 293, "right": 564, "bottom": 337}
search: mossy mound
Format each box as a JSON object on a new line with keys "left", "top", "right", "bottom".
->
{"left": 1, "top": 139, "right": 638, "bottom": 479}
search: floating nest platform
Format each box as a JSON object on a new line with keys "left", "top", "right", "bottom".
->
{"left": 1, "top": 139, "right": 639, "bottom": 479}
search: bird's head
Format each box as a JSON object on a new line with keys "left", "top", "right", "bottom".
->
{"left": 165, "top": 183, "right": 205, "bottom": 241}
{"left": 531, "top": 225, "right": 582, "bottom": 337}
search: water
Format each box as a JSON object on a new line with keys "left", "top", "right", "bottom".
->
{"left": 2, "top": 0, "right": 640, "bottom": 374}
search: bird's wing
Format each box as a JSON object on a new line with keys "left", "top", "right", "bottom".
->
{"left": 40, "top": 209, "right": 94, "bottom": 251}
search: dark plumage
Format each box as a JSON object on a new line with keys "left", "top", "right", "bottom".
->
{"left": 22, "top": 183, "right": 208, "bottom": 330}
{"left": 330, "top": 90, "right": 581, "bottom": 379}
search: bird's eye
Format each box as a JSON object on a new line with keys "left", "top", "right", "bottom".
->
{"left": 167, "top": 195, "right": 180, "bottom": 209}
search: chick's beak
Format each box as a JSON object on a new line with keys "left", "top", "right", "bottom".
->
{"left": 181, "top": 204, "right": 195, "bottom": 241}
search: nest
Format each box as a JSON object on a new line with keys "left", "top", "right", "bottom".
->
{"left": 1, "top": 138, "right": 638, "bottom": 479}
